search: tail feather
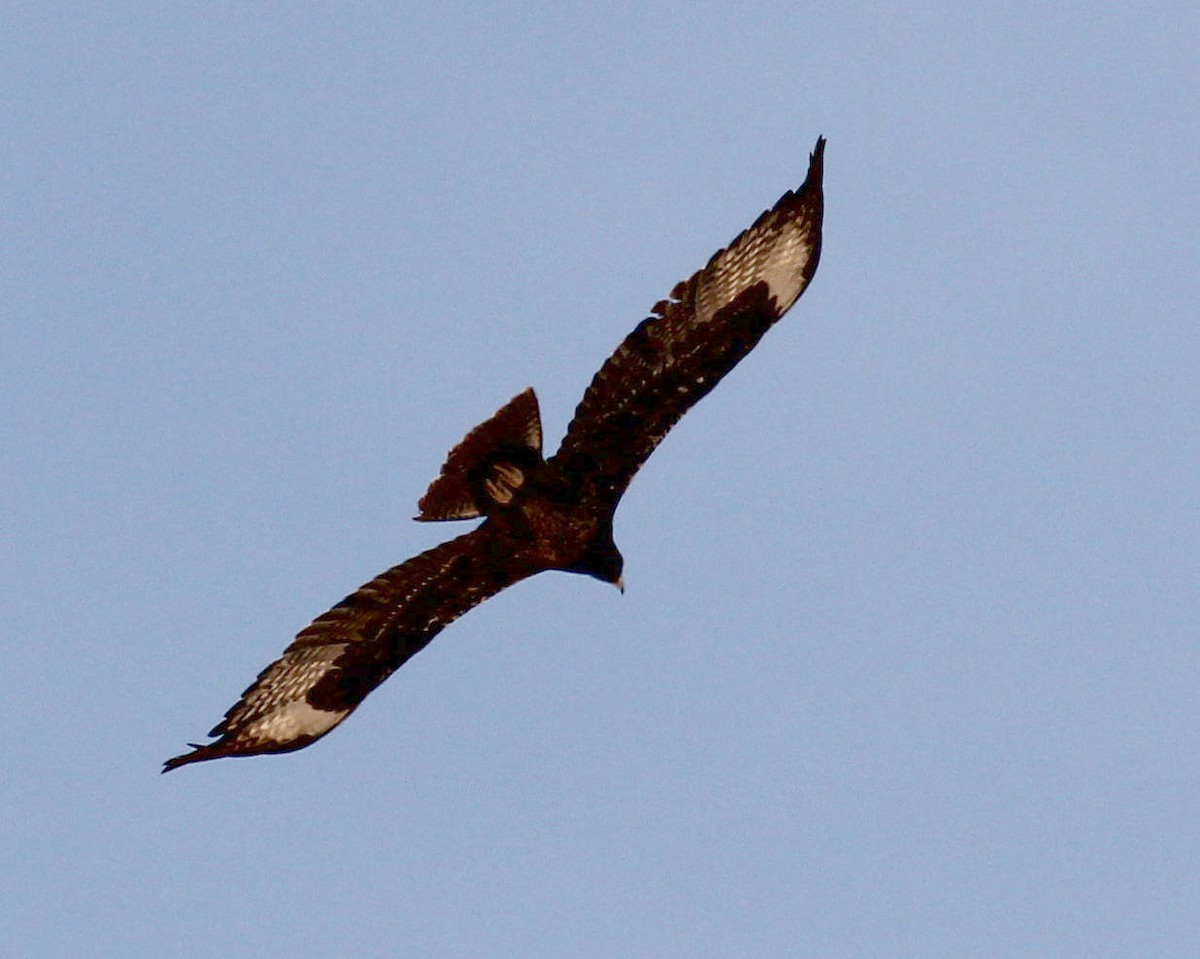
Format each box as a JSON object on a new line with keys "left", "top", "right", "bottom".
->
{"left": 416, "top": 388, "right": 544, "bottom": 521}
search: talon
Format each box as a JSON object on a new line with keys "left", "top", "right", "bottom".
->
{"left": 484, "top": 477, "right": 514, "bottom": 504}
{"left": 492, "top": 462, "right": 525, "bottom": 487}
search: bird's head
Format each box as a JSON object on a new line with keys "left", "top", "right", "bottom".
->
{"left": 568, "top": 530, "right": 625, "bottom": 593}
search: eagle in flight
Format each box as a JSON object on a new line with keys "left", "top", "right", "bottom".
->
{"left": 164, "top": 137, "right": 825, "bottom": 771}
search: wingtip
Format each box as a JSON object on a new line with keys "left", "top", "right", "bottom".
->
{"left": 808, "top": 135, "right": 826, "bottom": 182}
{"left": 161, "top": 753, "right": 191, "bottom": 774}
{"left": 162, "top": 740, "right": 223, "bottom": 773}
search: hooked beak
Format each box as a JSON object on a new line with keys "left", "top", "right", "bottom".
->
{"left": 615, "top": 575, "right": 625, "bottom": 594}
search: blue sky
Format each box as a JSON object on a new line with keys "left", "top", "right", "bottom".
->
{"left": 4, "top": 3, "right": 1198, "bottom": 956}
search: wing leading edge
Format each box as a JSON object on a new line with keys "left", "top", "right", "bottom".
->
{"left": 164, "top": 525, "right": 539, "bottom": 770}
{"left": 552, "top": 136, "right": 824, "bottom": 506}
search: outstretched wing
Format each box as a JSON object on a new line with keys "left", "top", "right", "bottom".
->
{"left": 552, "top": 137, "right": 825, "bottom": 506}
{"left": 164, "top": 523, "right": 537, "bottom": 770}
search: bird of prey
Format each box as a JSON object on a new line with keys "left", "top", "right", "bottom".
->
{"left": 164, "top": 137, "right": 825, "bottom": 771}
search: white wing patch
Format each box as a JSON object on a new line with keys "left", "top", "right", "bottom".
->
{"left": 245, "top": 698, "right": 348, "bottom": 741}
{"left": 220, "top": 641, "right": 350, "bottom": 735}
{"left": 759, "top": 228, "right": 817, "bottom": 314}
{"left": 693, "top": 195, "right": 819, "bottom": 325}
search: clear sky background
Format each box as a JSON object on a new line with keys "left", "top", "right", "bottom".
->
{"left": 4, "top": 4, "right": 1198, "bottom": 956}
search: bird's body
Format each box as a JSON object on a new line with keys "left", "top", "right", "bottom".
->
{"left": 165, "top": 137, "right": 825, "bottom": 771}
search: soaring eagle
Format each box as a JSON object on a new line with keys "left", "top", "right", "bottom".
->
{"left": 164, "top": 138, "right": 825, "bottom": 771}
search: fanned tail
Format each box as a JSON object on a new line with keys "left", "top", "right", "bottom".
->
{"left": 416, "top": 388, "right": 545, "bottom": 521}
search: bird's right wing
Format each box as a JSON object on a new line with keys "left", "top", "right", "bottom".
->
{"left": 552, "top": 137, "right": 825, "bottom": 507}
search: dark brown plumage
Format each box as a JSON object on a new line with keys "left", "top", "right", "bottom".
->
{"left": 164, "top": 138, "right": 825, "bottom": 771}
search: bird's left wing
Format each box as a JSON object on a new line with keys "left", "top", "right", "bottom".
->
{"left": 164, "top": 523, "right": 534, "bottom": 770}
{"left": 552, "top": 136, "right": 824, "bottom": 507}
